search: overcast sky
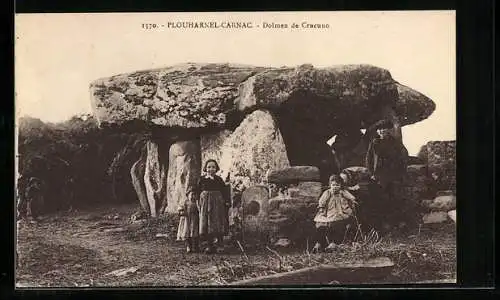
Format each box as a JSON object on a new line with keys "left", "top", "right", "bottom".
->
{"left": 15, "top": 11, "right": 455, "bottom": 155}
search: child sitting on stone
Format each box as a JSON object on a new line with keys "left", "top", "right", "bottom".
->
{"left": 312, "top": 174, "right": 358, "bottom": 253}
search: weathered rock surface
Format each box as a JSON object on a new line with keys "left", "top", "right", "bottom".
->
{"left": 448, "top": 210, "right": 456, "bottom": 223}
{"left": 130, "top": 149, "right": 149, "bottom": 214}
{"left": 90, "top": 63, "right": 435, "bottom": 131}
{"left": 297, "top": 182, "right": 323, "bottom": 198}
{"left": 422, "top": 211, "right": 449, "bottom": 224}
{"left": 267, "top": 195, "right": 318, "bottom": 242}
{"left": 240, "top": 185, "right": 270, "bottom": 233}
{"left": 200, "top": 129, "right": 232, "bottom": 171}
{"left": 229, "top": 257, "right": 394, "bottom": 285}
{"left": 402, "top": 164, "right": 431, "bottom": 202}
{"left": 267, "top": 166, "right": 321, "bottom": 184}
{"left": 218, "top": 110, "right": 290, "bottom": 185}
{"left": 143, "top": 140, "right": 168, "bottom": 217}
{"left": 417, "top": 140, "right": 456, "bottom": 192}
{"left": 166, "top": 140, "right": 201, "bottom": 213}
{"left": 274, "top": 238, "right": 291, "bottom": 248}
{"left": 429, "top": 195, "right": 456, "bottom": 211}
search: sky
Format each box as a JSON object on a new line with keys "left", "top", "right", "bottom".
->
{"left": 15, "top": 11, "right": 455, "bottom": 155}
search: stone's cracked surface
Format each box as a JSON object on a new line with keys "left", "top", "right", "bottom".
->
{"left": 218, "top": 110, "right": 290, "bottom": 185}
{"left": 90, "top": 63, "right": 435, "bottom": 131}
{"left": 166, "top": 140, "right": 202, "bottom": 213}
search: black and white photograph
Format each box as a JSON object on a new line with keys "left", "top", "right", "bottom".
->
{"left": 15, "top": 11, "right": 456, "bottom": 287}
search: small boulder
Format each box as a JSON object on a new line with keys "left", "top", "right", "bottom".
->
{"left": 274, "top": 238, "right": 291, "bottom": 248}
{"left": 436, "top": 190, "right": 454, "bottom": 197}
{"left": 421, "top": 199, "right": 434, "bottom": 209}
{"left": 422, "top": 211, "right": 449, "bottom": 224}
{"left": 448, "top": 210, "right": 456, "bottom": 223}
{"left": 267, "top": 166, "right": 321, "bottom": 184}
{"left": 429, "top": 195, "right": 456, "bottom": 211}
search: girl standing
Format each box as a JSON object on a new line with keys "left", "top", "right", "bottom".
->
{"left": 197, "top": 159, "right": 230, "bottom": 254}
{"left": 312, "top": 174, "right": 358, "bottom": 253}
{"left": 177, "top": 188, "right": 200, "bottom": 253}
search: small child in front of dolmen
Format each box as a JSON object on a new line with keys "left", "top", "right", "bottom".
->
{"left": 177, "top": 188, "right": 200, "bottom": 253}
{"left": 312, "top": 174, "right": 358, "bottom": 253}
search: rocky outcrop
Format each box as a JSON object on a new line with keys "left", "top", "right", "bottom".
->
{"left": 166, "top": 140, "right": 201, "bottom": 213}
{"left": 417, "top": 141, "right": 456, "bottom": 192}
{"left": 218, "top": 110, "right": 290, "bottom": 185}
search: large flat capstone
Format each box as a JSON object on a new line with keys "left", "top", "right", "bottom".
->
{"left": 90, "top": 63, "right": 435, "bottom": 130}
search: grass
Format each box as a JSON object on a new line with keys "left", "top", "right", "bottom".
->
{"left": 16, "top": 203, "right": 456, "bottom": 287}
{"left": 206, "top": 221, "right": 456, "bottom": 284}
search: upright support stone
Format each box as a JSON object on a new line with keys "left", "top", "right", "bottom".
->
{"left": 200, "top": 130, "right": 232, "bottom": 173}
{"left": 219, "top": 110, "right": 290, "bottom": 186}
{"left": 166, "top": 140, "right": 201, "bottom": 213}
{"left": 130, "top": 149, "right": 149, "bottom": 215}
{"left": 144, "top": 140, "right": 167, "bottom": 217}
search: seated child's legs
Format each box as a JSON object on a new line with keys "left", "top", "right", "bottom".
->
{"left": 314, "top": 225, "right": 328, "bottom": 248}
{"left": 329, "top": 218, "right": 354, "bottom": 244}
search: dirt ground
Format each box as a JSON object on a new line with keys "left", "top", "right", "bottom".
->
{"left": 15, "top": 203, "right": 456, "bottom": 287}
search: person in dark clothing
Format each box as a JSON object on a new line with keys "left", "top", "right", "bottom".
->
{"left": 19, "top": 177, "right": 43, "bottom": 222}
{"left": 16, "top": 175, "right": 28, "bottom": 220}
{"left": 365, "top": 119, "right": 409, "bottom": 230}
{"left": 196, "top": 159, "right": 231, "bottom": 254}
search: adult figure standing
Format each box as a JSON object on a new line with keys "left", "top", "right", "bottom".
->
{"left": 365, "top": 119, "right": 409, "bottom": 230}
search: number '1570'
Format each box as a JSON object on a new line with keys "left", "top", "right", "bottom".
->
{"left": 142, "top": 23, "right": 158, "bottom": 29}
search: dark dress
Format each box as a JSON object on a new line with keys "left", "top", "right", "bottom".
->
{"left": 365, "top": 136, "right": 409, "bottom": 187}
{"left": 365, "top": 135, "right": 409, "bottom": 227}
{"left": 197, "top": 175, "right": 230, "bottom": 237}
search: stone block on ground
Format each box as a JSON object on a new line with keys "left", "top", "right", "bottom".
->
{"left": 429, "top": 195, "right": 456, "bottom": 211}
{"left": 267, "top": 195, "right": 318, "bottom": 241}
{"left": 422, "top": 211, "right": 449, "bottom": 224}
{"left": 421, "top": 199, "right": 434, "bottom": 209}
{"left": 229, "top": 257, "right": 394, "bottom": 285}
{"left": 267, "top": 166, "right": 321, "bottom": 184}
{"left": 274, "top": 238, "right": 291, "bottom": 248}
{"left": 297, "top": 181, "right": 323, "bottom": 198}
{"left": 241, "top": 185, "right": 270, "bottom": 233}
{"left": 448, "top": 210, "right": 456, "bottom": 223}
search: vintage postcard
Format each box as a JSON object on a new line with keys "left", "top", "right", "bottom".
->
{"left": 15, "top": 11, "right": 456, "bottom": 287}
